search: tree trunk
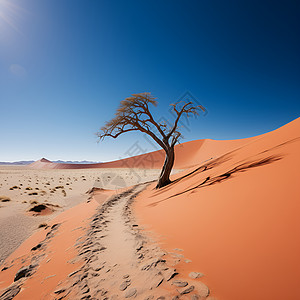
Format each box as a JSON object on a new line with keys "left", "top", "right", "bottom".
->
{"left": 156, "top": 146, "right": 175, "bottom": 189}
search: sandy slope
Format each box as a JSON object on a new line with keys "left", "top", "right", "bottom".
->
{"left": 0, "top": 186, "right": 213, "bottom": 300}
{"left": 0, "top": 167, "right": 162, "bottom": 263}
{"left": 29, "top": 136, "right": 252, "bottom": 170}
{"left": 134, "top": 117, "right": 300, "bottom": 300}
{"left": 1, "top": 117, "right": 299, "bottom": 300}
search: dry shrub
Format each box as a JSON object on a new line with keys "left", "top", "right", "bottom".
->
{"left": 0, "top": 196, "right": 11, "bottom": 202}
{"left": 9, "top": 186, "right": 19, "bottom": 190}
{"left": 38, "top": 223, "right": 48, "bottom": 228}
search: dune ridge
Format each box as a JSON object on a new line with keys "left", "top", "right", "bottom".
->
{"left": 31, "top": 119, "right": 296, "bottom": 171}
{"left": 30, "top": 135, "right": 256, "bottom": 170}
{"left": 134, "top": 117, "right": 300, "bottom": 300}
{"left": 0, "top": 117, "right": 299, "bottom": 300}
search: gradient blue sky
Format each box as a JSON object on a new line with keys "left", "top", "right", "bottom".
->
{"left": 0, "top": 0, "right": 299, "bottom": 162}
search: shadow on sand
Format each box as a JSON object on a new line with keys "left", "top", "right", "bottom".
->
{"left": 147, "top": 137, "right": 300, "bottom": 206}
{"left": 168, "top": 154, "right": 282, "bottom": 199}
{"left": 147, "top": 152, "right": 283, "bottom": 207}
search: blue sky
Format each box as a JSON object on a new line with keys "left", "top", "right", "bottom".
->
{"left": 0, "top": 0, "right": 299, "bottom": 162}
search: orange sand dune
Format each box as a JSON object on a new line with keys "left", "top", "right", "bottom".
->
{"left": 3, "top": 118, "right": 299, "bottom": 300}
{"left": 30, "top": 136, "right": 252, "bottom": 170}
{"left": 135, "top": 117, "right": 300, "bottom": 300}
{"left": 0, "top": 189, "right": 115, "bottom": 299}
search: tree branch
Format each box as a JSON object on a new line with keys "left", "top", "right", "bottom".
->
{"left": 167, "top": 102, "right": 192, "bottom": 139}
{"left": 97, "top": 128, "right": 138, "bottom": 140}
{"left": 97, "top": 93, "right": 204, "bottom": 153}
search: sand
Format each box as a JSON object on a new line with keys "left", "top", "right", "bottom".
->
{"left": 134, "top": 117, "right": 300, "bottom": 300}
{"left": 28, "top": 136, "right": 250, "bottom": 171}
{"left": 0, "top": 185, "right": 211, "bottom": 299}
{"left": 0, "top": 166, "right": 163, "bottom": 264}
{"left": 0, "top": 117, "right": 299, "bottom": 300}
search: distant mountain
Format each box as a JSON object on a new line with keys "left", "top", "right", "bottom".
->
{"left": 0, "top": 161, "right": 35, "bottom": 165}
{"left": 0, "top": 159, "right": 101, "bottom": 165}
{"left": 52, "top": 160, "right": 101, "bottom": 164}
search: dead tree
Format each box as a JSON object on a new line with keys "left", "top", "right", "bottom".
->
{"left": 97, "top": 93, "right": 205, "bottom": 188}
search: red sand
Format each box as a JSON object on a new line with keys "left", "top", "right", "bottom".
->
{"left": 134, "top": 117, "right": 300, "bottom": 300}
{"left": 29, "top": 136, "right": 252, "bottom": 170}
{"left": 2, "top": 118, "right": 299, "bottom": 300}
{"left": 0, "top": 190, "right": 115, "bottom": 299}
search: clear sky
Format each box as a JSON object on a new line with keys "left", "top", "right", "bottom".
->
{"left": 0, "top": 0, "right": 299, "bottom": 162}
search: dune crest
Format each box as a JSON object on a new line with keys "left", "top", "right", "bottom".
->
{"left": 30, "top": 135, "right": 254, "bottom": 170}
{"left": 134, "top": 117, "right": 300, "bottom": 300}
{"left": 1, "top": 117, "right": 299, "bottom": 300}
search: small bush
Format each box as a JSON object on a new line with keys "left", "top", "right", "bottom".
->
{"left": 9, "top": 186, "right": 19, "bottom": 190}
{"left": 38, "top": 223, "right": 48, "bottom": 228}
{"left": 25, "top": 187, "right": 33, "bottom": 190}
{"left": 29, "top": 204, "right": 47, "bottom": 212}
{"left": 0, "top": 196, "right": 11, "bottom": 202}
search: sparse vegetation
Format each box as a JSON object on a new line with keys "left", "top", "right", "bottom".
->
{"left": 0, "top": 196, "right": 11, "bottom": 202}
{"left": 29, "top": 204, "right": 47, "bottom": 212}
{"left": 9, "top": 186, "right": 20, "bottom": 190}
{"left": 29, "top": 203, "right": 60, "bottom": 213}
{"left": 38, "top": 223, "right": 48, "bottom": 228}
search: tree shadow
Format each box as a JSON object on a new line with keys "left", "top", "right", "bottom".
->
{"left": 259, "top": 137, "right": 300, "bottom": 154}
{"left": 147, "top": 154, "right": 283, "bottom": 207}
{"left": 151, "top": 150, "right": 237, "bottom": 197}
{"left": 168, "top": 137, "right": 299, "bottom": 191}
{"left": 169, "top": 154, "right": 283, "bottom": 198}
{"left": 173, "top": 151, "right": 235, "bottom": 184}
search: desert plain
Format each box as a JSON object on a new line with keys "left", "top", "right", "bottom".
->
{"left": 0, "top": 117, "right": 299, "bottom": 300}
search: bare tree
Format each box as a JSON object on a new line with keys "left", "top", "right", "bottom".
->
{"left": 97, "top": 93, "right": 205, "bottom": 188}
